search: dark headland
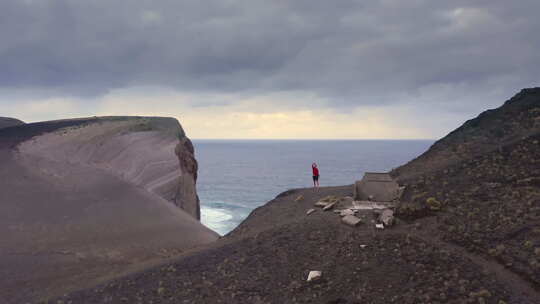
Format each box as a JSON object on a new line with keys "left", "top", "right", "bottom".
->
{"left": 6, "top": 88, "right": 540, "bottom": 303}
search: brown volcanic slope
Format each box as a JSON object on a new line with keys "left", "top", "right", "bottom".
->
{"left": 0, "top": 117, "right": 218, "bottom": 304}
{"left": 55, "top": 89, "right": 539, "bottom": 304}
{"left": 0, "top": 117, "right": 24, "bottom": 129}
{"left": 393, "top": 87, "right": 540, "bottom": 181}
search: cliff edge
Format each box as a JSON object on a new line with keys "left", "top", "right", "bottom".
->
{"left": 0, "top": 116, "right": 217, "bottom": 304}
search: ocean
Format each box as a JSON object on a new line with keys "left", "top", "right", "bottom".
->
{"left": 193, "top": 140, "right": 434, "bottom": 235}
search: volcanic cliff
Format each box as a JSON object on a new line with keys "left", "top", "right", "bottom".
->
{"left": 0, "top": 116, "right": 218, "bottom": 304}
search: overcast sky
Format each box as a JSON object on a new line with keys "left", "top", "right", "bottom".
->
{"left": 1, "top": 0, "right": 539, "bottom": 139}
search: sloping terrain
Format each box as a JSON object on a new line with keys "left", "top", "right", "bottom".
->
{"left": 0, "top": 117, "right": 218, "bottom": 303}
{"left": 393, "top": 88, "right": 540, "bottom": 288}
{"left": 53, "top": 88, "right": 540, "bottom": 304}
{"left": 56, "top": 186, "right": 537, "bottom": 304}
{"left": 393, "top": 87, "right": 540, "bottom": 181}
{"left": 0, "top": 116, "right": 24, "bottom": 129}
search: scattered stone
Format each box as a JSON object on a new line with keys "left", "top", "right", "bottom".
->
{"left": 323, "top": 202, "right": 336, "bottom": 211}
{"left": 314, "top": 201, "right": 328, "bottom": 207}
{"left": 306, "top": 209, "right": 316, "bottom": 215}
{"left": 307, "top": 271, "right": 322, "bottom": 282}
{"left": 342, "top": 215, "right": 362, "bottom": 226}
{"left": 360, "top": 244, "right": 367, "bottom": 249}
{"left": 337, "top": 196, "right": 354, "bottom": 208}
{"left": 375, "top": 223, "right": 384, "bottom": 229}
{"left": 294, "top": 195, "right": 304, "bottom": 202}
{"left": 339, "top": 209, "right": 356, "bottom": 217}
{"left": 379, "top": 209, "right": 395, "bottom": 227}
{"left": 469, "top": 289, "right": 492, "bottom": 298}
{"left": 320, "top": 195, "right": 337, "bottom": 202}
{"left": 426, "top": 197, "right": 441, "bottom": 210}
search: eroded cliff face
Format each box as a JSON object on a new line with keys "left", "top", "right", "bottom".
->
{"left": 16, "top": 116, "right": 201, "bottom": 219}
{"left": 175, "top": 136, "right": 201, "bottom": 219}
{"left": 0, "top": 116, "right": 216, "bottom": 303}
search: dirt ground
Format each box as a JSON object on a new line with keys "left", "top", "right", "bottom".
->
{"left": 52, "top": 184, "right": 539, "bottom": 303}
{"left": 52, "top": 89, "right": 540, "bottom": 304}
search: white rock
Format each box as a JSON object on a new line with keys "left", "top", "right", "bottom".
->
{"left": 339, "top": 209, "right": 356, "bottom": 217}
{"left": 342, "top": 215, "right": 362, "bottom": 226}
{"left": 375, "top": 223, "right": 384, "bottom": 229}
{"left": 307, "top": 271, "right": 322, "bottom": 282}
{"left": 360, "top": 244, "right": 367, "bottom": 249}
{"left": 306, "top": 209, "right": 316, "bottom": 215}
{"left": 314, "top": 201, "right": 328, "bottom": 207}
{"left": 323, "top": 202, "right": 336, "bottom": 211}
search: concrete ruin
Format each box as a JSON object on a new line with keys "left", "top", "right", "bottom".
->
{"left": 353, "top": 172, "right": 401, "bottom": 202}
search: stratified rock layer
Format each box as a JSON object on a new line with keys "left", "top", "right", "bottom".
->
{"left": 0, "top": 116, "right": 217, "bottom": 304}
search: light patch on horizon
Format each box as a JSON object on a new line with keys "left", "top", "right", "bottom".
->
{"left": 3, "top": 98, "right": 82, "bottom": 123}
{"left": 93, "top": 90, "right": 454, "bottom": 139}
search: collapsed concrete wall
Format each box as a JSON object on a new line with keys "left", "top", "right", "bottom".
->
{"left": 353, "top": 172, "right": 400, "bottom": 202}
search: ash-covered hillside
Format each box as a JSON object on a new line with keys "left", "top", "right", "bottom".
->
{"left": 394, "top": 88, "right": 540, "bottom": 287}
{"left": 54, "top": 89, "right": 540, "bottom": 304}
{"left": 393, "top": 87, "right": 540, "bottom": 181}
{"left": 0, "top": 116, "right": 217, "bottom": 304}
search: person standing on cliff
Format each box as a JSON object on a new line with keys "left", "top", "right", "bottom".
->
{"left": 312, "top": 162, "right": 320, "bottom": 189}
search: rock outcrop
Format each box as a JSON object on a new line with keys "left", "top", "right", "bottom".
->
{"left": 0, "top": 116, "right": 24, "bottom": 129}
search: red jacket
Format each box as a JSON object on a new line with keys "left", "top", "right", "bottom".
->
{"left": 312, "top": 166, "right": 319, "bottom": 176}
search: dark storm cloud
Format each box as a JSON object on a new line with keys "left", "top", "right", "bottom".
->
{"left": 0, "top": 0, "right": 539, "bottom": 105}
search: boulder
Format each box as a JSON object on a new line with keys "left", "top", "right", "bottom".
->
{"left": 342, "top": 215, "right": 362, "bottom": 226}
{"left": 307, "top": 271, "right": 322, "bottom": 282}
{"left": 379, "top": 209, "right": 395, "bottom": 227}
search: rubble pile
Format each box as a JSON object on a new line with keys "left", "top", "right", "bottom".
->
{"left": 311, "top": 195, "right": 396, "bottom": 229}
